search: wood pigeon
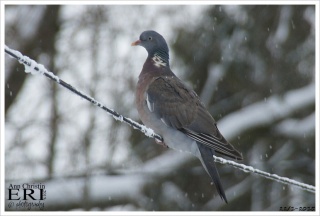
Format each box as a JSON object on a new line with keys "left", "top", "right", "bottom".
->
{"left": 132, "top": 30, "right": 243, "bottom": 203}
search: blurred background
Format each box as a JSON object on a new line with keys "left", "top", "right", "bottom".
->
{"left": 4, "top": 4, "right": 315, "bottom": 211}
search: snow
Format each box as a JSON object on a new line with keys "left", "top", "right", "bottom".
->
{"left": 273, "top": 6, "right": 291, "bottom": 44}
{"left": 5, "top": 45, "right": 22, "bottom": 60}
{"left": 124, "top": 117, "right": 158, "bottom": 139}
{"left": 113, "top": 115, "right": 123, "bottom": 122}
{"left": 218, "top": 83, "right": 315, "bottom": 140}
{"left": 140, "top": 125, "right": 155, "bottom": 138}
{"left": 44, "top": 71, "right": 60, "bottom": 83}
{"left": 5, "top": 45, "right": 60, "bottom": 83}
{"left": 200, "top": 64, "right": 224, "bottom": 105}
{"left": 275, "top": 113, "right": 315, "bottom": 137}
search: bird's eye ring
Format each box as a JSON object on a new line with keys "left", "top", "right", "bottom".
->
{"left": 148, "top": 36, "right": 152, "bottom": 41}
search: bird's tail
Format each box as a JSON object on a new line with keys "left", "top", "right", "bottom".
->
{"left": 197, "top": 142, "right": 228, "bottom": 203}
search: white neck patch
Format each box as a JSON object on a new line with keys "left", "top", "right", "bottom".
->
{"left": 152, "top": 54, "right": 167, "bottom": 68}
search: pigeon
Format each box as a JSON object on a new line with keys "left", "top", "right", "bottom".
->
{"left": 132, "top": 30, "right": 243, "bottom": 203}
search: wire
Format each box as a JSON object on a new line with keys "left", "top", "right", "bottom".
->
{"left": 212, "top": 155, "right": 315, "bottom": 193}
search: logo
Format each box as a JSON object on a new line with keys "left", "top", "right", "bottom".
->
{"left": 7, "top": 183, "right": 46, "bottom": 210}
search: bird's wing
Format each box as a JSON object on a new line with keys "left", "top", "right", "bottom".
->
{"left": 147, "top": 75, "right": 243, "bottom": 160}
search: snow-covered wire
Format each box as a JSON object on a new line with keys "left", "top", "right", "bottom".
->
{"left": 212, "top": 155, "right": 315, "bottom": 193}
{"left": 4, "top": 45, "right": 162, "bottom": 142}
{"left": 4, "top": 45, "right": 315, "bottom": 194}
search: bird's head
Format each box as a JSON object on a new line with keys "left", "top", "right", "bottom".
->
{"left": 132, "top": 30, "right": 169, "bottom": 63}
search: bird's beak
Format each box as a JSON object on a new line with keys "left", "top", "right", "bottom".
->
{"left": 131, "top": 40, "right": 141, "bottom": 46}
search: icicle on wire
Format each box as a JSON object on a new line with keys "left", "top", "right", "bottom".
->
{"left": 4, "top": 45, "right": 315, "bottom": 194}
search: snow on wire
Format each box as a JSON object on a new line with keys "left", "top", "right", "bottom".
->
{"left": 4, "top": 45, "right": 160, "bottom": 141}
{"left": 4, "top": 45, "right": 315, "bottom": 194}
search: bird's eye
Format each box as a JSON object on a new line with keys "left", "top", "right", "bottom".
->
{"left": 148, "top": 36, "right": 152, "bottom": 41}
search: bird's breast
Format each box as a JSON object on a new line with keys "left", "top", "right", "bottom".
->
{"left": 135, "top": 76, "right": 200, "bottom": 158}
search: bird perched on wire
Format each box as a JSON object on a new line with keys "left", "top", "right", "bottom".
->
{"left": 132, "top": 30, "right": 243, "bottom": 203}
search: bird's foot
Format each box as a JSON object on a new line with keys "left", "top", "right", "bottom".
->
{"left": 155, "top": 138, "right": 168, "bottom": 148}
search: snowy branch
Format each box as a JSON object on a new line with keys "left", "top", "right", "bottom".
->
{"left": 4, "top": 45, "right": 315, "bottom": 196}
{"left": 218, "top": 83, "right": 315, "bottom": 139}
